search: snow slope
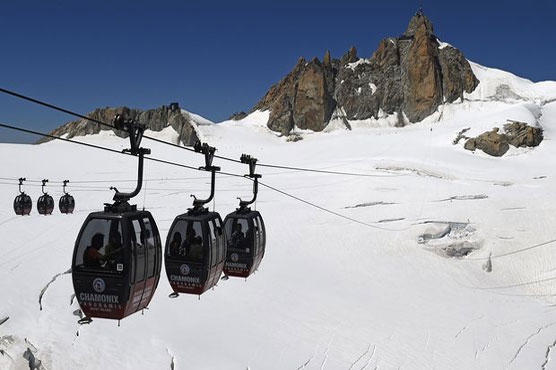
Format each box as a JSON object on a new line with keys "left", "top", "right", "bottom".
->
{"left": 2, "top": 64, "right": 556, "bottom": 370}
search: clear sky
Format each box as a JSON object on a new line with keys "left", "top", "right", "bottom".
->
{"left": 1, "top": 0, "right": 554, "bottom": 143}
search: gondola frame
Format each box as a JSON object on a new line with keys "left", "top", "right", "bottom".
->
{"left": 37, "top": 194, "right": 55, "bottom": 215}
{"left": 59, "top": 193, "right": 75, "bottom": 214}
{"left": 223, "top": 210, "right": 266, "bottom": 278}
{"left": 164, "top": 210, "right": 226, "bottom": 295}
{"left": 71, "top": 210, "right": 162, "bottom": 320}
{"left": 13, "top": 193, "right": 32, "bottom": 216}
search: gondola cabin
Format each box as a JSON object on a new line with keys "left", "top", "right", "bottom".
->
{"left": 59, "top": 180, "right": 75, "bottom": 214}
{"left": 13, "top": 193, "right": 32, "bottom": 216}
{"left": 14, "top": 178, "right": 32, "bottom": 216}
{"left": 59, "top": 194, "right": 75, "bottom": 214}
{"left": 37, "top": 179, "right": 54, "bottom": 215}
{"left": 223, "top": 210, "right": 266, "bottom": 278}
{"left": 72, "top": 208, "right": 162, "bottom": 320}
{"left": 165, "top": 210, "right": 226, "bottom": 295}
{"left": 37, "top": 195, "right": 54, "bottom": 215}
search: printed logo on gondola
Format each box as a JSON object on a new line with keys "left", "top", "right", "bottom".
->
{"left": 93, "top": 278, "right": 106, "bottom": 293}
{"left": 231, "top": 253, "right": 239, "bottom": 262}
{"left": 180, "top": 264, "right": 190, "bottom": 275}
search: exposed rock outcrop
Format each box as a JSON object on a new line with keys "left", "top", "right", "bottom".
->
{"left": 293, "top": 58, "right": 336, "bottom": 131}
{"left": 463, "top": 121, "right": 543, "bottom": 156}
{"left": 38, "top": 103, "right": 199, "bottom": 145}
{"left": 401, "top": 16, "right": 443, "bottom": 122}
{"left": 464, "top": 128, "right": 510, "bottom": 157}
{"left": 252, "top": 12, "right": 479, "bottom": 134}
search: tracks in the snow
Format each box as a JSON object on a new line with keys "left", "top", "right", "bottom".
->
{"left": 38, "top": 268, "right": 71, "bottom": 311}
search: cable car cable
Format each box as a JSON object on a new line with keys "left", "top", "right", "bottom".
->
{"left": 0, "top": 121, "right": 413, "bottom": 232}
{"left": 462, "top": 238, "right": 556, "bottom": 261}
{"left": 5, "top": 120, "right": 556, "bottom": 246}
{"left": 0, "top": 87, "right": 402, "bottom": 179}
{"left": 256, "top": 180, "right": 412, "bottom": 232}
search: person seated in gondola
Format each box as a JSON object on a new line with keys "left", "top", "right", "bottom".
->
{"left": 230, "top": 223, "right": 245, "bottom": 249}
{"left": 104, "top": 231, "right": 124, "bottom": 270}
{"left": 169, "top": 232, "right": 182, "bottom": 257}
{"left": 83, "top": 233, "right": 105, "bottom": 268}
{"left": 181, "top": 228, "right": 203, "bottom": 260}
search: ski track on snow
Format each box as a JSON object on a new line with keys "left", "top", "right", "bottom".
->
{"left": 347, "top": 344, "right": 375, "bottom": 370}
{"left": 541, "top": 339, "right": 556, "bottom": 370}
{"left": 509, "top": 321, "right": 556, "bottom": 365}
{"left": 38, "top": 268, "right": 71, "bottom": 311}
{"left": 454, "top": 315, "right": 484, "bottom": 340}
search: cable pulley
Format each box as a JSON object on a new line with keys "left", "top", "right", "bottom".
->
{"left": 13, "top": 178, "right": 32, "bottom": 216}
{"left": 238, "top": 154, "right": 261, "bottom": 211}
{"left": 108, "top": 115, "right": 151, "bottom": 210}
{"left": 190, "top": 141, "right": 220, "bottom": 211}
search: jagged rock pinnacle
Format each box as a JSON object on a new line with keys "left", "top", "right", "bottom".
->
{"left": 251, "top": 13, "right": 479, "bottom": 135}
{"left": 404, "top": 11, "right": 434, "bottom": 37}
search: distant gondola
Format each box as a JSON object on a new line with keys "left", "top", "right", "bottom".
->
{"left": 13, "top": 178, "right": 32, "bottom": 216}
{"left": 223, "top": 155, "right": 266, "bottom": 278}
{"left": 71, "top": 115, "right": 162, "bottom": 323}
{"left": 59, "top": 180, "right": 75, "bottom": 214}
{"left": 37, "top": 179, "right": 54, "bottom": 215}
{"left": 164, "top": 142, "right": 226, "bottom": 297}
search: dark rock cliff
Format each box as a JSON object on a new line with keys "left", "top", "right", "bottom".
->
{"left": 38, "top": 103, "right": 199, "bottom": 145}
{"left": 252, "top": 12, "right": 479, "bottom": 134}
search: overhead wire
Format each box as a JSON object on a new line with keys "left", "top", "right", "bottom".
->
{"left": 464, "top": 238, "right": 556, "bottom": 261}
{"left": 0, "top": 87, "right": 401, "bottom": 179}
{"left": 0, "top": 121, "right": 406, "bottom": 232}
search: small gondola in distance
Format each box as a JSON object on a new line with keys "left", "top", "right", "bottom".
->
{"left": 223, "top": 154, "right": 266, "bottom": 278}
{"left": 37, "top": 179, "right": 54, "bottom": 215}
{"left": 71, "top": 115, "right": 162, "bottom": 323}
{"left": 59, "top": 180, "right": 75, "bottom": 214}
{"left": 13, "top": 177, "right": 32, "bottom": 216}
{"left": 164, "top": 142, "right": 226, "bottom": 297}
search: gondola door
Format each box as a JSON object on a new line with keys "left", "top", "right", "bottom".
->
{"left": 125, "top": 216, "right": 160, "bottom": 316}
{"left": 206, "top": 217, "right": 225, "bottom": 289}
{"left": 252, "top": 215, "right": 264, "bottom": 272}
{"left": 214, "top": 217, "right": 226, "bottom": 276}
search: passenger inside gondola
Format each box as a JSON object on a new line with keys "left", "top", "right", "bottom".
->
{"left": 231, "top": 223, "right": 245, "bottom": 249}
{"left": 169, "top": 232, "right": 182, "bottom": 257}
{"left": 83, "top": 233, "right": 105, "bottom": 267}
{"left": 182, "top": 227, "right": 203, "bottom": 261}
{"left": 105, "top": 231, "right": 123, "bottom": 269}
{"left": 167, "top": 221, "right": 204, "bottom": 262}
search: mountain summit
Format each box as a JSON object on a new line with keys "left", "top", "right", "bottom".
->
{"left": 250, "top": 12, "right": 479, "bottom": 134}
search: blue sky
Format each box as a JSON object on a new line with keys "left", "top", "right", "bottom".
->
{"left": 1, "top": 0, "right": 555, "bottom": 143}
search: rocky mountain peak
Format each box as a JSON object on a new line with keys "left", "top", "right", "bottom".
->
{"left": 251, "top": 11, "right": 479, "bottom": 135}
{"left": 404, "top": 11, "right": 434, "bottom": 37}
{"left": 342, "top": 46, "right": 358, "bottom": 64}
{"left": 38, "top": 103, "right": 199, "bottom": 145}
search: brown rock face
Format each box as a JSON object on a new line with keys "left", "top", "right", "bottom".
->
{"left": 402, "top": 19, "right": 443, "bottom": 122}
{"left": 293, "top": 60, "right": 336, "bottom": 131}
{"left": 254, "top": 57, "right": 336, "bottom": 134}
{"left": 323, "top": 50, "right": 332, "bottom": 67}
{"left": 463, "top": 121, "right": 543, "bottom": 156}
{"left": 439, "top": 46, "right": 479, "bottom": 102}
{"left": 252, "top": 12, "right": 480, "bottom": 135}
{"left": 464, "top": 129, "right": 510, "bottom": 157}
{"left": 372, "top": 38, "right": 400, "bottom": 67}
